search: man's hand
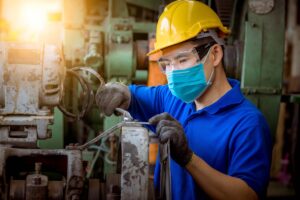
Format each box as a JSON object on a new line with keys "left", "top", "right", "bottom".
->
{"left": 149, "top": 112, "right": 193, "bottom": 167}
{"left": 95, "top": 82, "right": 131, "bottom": 116}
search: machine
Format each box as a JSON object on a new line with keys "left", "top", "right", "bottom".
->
{"left": 0, "top": 41, "right": 153, "bottom": 199}
{"left": 0, "top": 0, "right": 291, "bottom": 199}
{"left": 0, "top": 0, "right": 159, "bottom": 199}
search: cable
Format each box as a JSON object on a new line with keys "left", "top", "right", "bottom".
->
{"left": 58, "top": 70, "right": 92, "bottom": 120}
{"left": 70, "top": 66, "right": 105, "bottom": 87}
{"left": 59, "top": 66, "right": 104, "bottom": 120}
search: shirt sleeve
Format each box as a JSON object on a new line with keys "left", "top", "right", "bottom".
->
{"left": 228, "top": 113, "right": 272, "bottom": 198}
{"left": 128, "top": 84, "right": 168, "bottom": 122}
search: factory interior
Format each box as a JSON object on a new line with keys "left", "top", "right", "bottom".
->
{"left": 0, "top": 0, "right": 299, "bottom": 199}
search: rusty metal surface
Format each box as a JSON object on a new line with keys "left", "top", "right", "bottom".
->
{"left": 26, "top": 174, "right": 48, "bottom": 199}
{"left": 9, "top": 180, "right": 26, "bottom": 200}
{"left": 48, "top": 181, "right": 65, "bottom": 200}
{"left": 0, "top": 42, "right": 64, "bottom": 115}
{"left": 41, "top": 44, "right": 65, "bottom": 106}
{"left": 0, "top": 42, "right": 41, "bottom": 115}
{"left": 106, "top": 174, "right": 121, "bottom": 200}
{"left": 107, "top": 184, "right": 121, "bottom": 200}
{"left": 0, "top": 42, "right": 64, "bottom": 148}
{"left": 0, "top": 146, "right": 84, "bottom": 199}
{"left": 121, "top": 126, "right": 149, "bottom": 200}
{"left": 249, "top": 0, "right": 274, "bottom": 14}
{"left": 0, "top": 115, "right": 54, "bottom": 147}
{"left": 9, "top": 179, "right": 65, "bottom": 200}
{"left": 88, "top": 179, "right": 101, "bottom": 200}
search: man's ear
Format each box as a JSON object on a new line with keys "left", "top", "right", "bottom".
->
{"left": 211, "top": 44, "right": 223, "bottom": 67}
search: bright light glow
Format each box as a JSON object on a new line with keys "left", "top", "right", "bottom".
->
{"left": 1, "top": 0, "right": 62, "bottom": 42}
{"left": 21, "top": 4, "right": 47, "bottom": 33}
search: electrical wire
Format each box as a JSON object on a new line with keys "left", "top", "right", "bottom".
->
{"left": 85, "top": 127, "right": 120, "bottom": 179}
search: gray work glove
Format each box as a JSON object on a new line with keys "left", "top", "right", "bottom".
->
{"left": 95, "top": 82, "right": 131, "bottom": 116}
{"left": 149, "top": 113, "right": 193, "bottom": 167}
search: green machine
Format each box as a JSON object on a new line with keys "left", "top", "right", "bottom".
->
{"left": 207, "top": 0, "right": 285, "bottom": 137}
{"left": 60, "top": 0, "right": 162, "bottom": 184}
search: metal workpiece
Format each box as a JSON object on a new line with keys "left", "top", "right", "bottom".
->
{"left": 121, "top": 126, "right": 149, "bottom": 200}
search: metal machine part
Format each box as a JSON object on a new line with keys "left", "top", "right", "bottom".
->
{"left": 0, "top": 147, "right": 83, "bottom": 200}
{"left": 249, "top": 0, "right": 274, "bottom": 14}
{"left": 83, "top": 122, "right": 151, "bottom": 200}
{"left": 121, "top": 126, "right": 149, "bottom": 200}
{"left": 0, "top": 42, "right": 65, "bottom": 148}
{"left": 0, "top": 42, "right": 64, "bottom": 114}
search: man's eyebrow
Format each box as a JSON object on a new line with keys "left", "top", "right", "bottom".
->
{"left": 174, "top": 52, "right": 190, "bottom": 60}
{"left": 158, "top": 57, "right": 170, "bottom": 61}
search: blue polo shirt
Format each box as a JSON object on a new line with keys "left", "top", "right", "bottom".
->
{"left": 128, "top": 79, "right": 272, "bottom": 200}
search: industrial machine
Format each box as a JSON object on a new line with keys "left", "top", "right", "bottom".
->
{"left": 0, "top": 0, "right": 294, "bottom": 199}
{"left": 0, "top": 0, "right": 159, "bottom": 199}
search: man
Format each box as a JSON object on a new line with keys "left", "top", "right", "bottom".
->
{"left": 96, "top": 0, "right": 272, "bottom": 199}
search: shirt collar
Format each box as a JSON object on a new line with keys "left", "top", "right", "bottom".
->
{"left": 200, "top": 78, "right": 244, "bottom": 115}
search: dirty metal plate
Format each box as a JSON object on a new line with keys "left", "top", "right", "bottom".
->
{"left": 8, "top": 48, "right": 40, "bottom": 65}
{"left": 249, "top": 0, "right": 274, "bottom": 15}
{"left": 121, "top": 126, "right": 149, "bottom": 200}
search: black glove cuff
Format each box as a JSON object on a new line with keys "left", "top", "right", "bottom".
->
{"left": 179, "top": 149, "right": 193, "bottom": 167}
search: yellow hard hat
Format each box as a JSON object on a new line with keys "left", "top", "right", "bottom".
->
{"left": 147, "top": 0, "right": 229, "bottom": 56}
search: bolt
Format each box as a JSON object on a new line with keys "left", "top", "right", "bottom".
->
{"left": 35, "top": 162, "right": 42, "bottom": 174}
{"left": 33, "top": 176, "right": 41, "bottom": 185}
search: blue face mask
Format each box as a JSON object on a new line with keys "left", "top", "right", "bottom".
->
{"left": 166, "top": 57, "right": 214, "bottom": 103}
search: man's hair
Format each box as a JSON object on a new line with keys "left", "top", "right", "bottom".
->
{"left": 189, "top": 36, "right": 226, "bottom": 67}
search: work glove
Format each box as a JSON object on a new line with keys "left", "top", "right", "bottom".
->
{"left": 149, "top": 112, "right": 193, "bottom": 167}
{"left": 95, "top": 82, "right": 131, "bottom": 116}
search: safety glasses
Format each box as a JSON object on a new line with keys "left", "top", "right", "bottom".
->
{"left": 157, "top": 42, "right": 216, "bottom": 73}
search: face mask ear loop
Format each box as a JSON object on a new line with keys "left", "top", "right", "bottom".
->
{"left": 207, "top": 68, "right": 215, "bottom": 86}
{"left": 201, "top": 47, "right": 215, "bottom": 86}
{"left": 200, "top": 46, "right": 212, "bottom": 65}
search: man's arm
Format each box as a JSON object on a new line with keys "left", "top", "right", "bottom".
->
{"left": 149, "top": 112, "right": 264, "bottom": 200}
{"left": 186, "top": 153, "right": 258, "bottom": 200}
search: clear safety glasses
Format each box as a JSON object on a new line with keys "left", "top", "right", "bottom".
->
{"left": 157, "top": 42, "right": 216, "bottom": 73}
